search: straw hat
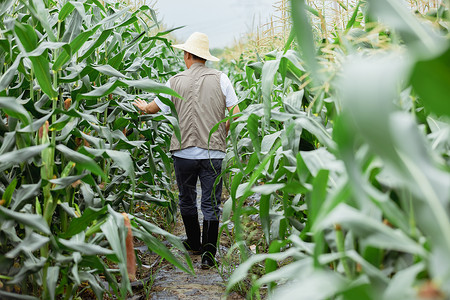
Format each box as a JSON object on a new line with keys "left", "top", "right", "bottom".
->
{"left": 172, "top": 32, "right": 219, "bottom": 62}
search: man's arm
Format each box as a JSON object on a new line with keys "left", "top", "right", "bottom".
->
{"left": 133, "top": 80, "right": 171, "bottom": 114}
{"left": 221, "top": 73, "right": 240, "bottom": 135}
{"left": 226, "top": 104, "right": 240, "bottom": 134}
{"left": 133, "top": 99, "right": 161, "bottom": 114}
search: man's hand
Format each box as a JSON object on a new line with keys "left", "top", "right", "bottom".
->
{"left": 133, "top": 99, "right": 161, "bottom": 114}
{"left": 133, "top": 98, "right": 148, "bottom": 113}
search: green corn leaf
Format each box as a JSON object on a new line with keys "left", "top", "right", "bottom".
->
{"left": 59, "top": 238, "right": 114, "bottom": 255}
{"left": 100, "top": 208, "right": 131, "bottom": 296}
{"left": 259, "top": 194, "right": 271, "bottom": 243}
{"left": 261, "top": 131, "right": 282, "bottom": 154}
{"left": 257, "top": 256, "right": 313, "bottom": 287}
{"left": 5, "top": 232, "right": 50, "bottom": 258}
{"left": 0, "top": 39, "right": 9, "bottom": 52}
{"left": 227, "top": 248, "right": 300, "bottom": 292}
{"left": 91, "top": 64, "right": 128, "bottom": 78}
{"left": 30, "top": 0, "right": 57, "bottom": 42}
{"left": 14, "top": 22, "right": 57, "bottom": 99}
{"left": 61, "top": 206, "right": 108, "bottom": 238}
{"left": 261, "top": 58, "right": 281, "bottom": 125}
{"left": 366, "top": 0, "right": 445, "bottom": 54}
{"left": 46, "top": 266, "right": 60, "bottom": 300}
{"left": 163, "top": 115, "right": 181, "bottom": 144}
{"left": 290, "top": 0, "right": 321, "bottom": 82}
{"left": 11, "top": 181, "right": 41, "bottom": 211}
{"left": 0, "top": 0, "right": 15, "bottom": 18}
{"left": 136, "top": 228, "right": 194, "bottom": 273}
{"left": 56, "top": 144, "right": 107, "bottom": 181}
{"left": 79, "top": 132, "right": 104, "bottom": 149}
{"left": 83, "top": 148, "right": 135, "bottom": 181}
{"left": 58, "top": 2, "right": 75, "bottom": 21}
{"left": 49, "top": 173, "right": 87, "bottom": 190}
{"left": 0, "top": 144, "right": 50, "bottom": 173}
{"left": 0, "top": 132, "right": 15, "bottom": 155}
{"left": 105, "top": 150, "right": 134, "bottom": 180}
{"left": 410, "top": 45, "right": 450, "bottom": 117}
{"left": 125, "top": 192, "right": 170, "bottom": 207}
{"left": 300, "top": 148, "right": 344, "bottom": 180}
{"left": 315, "top": 204, "right": 428, "bottom": 257}
{"left": 383, "top": 263, "right": 425, "bottom": 300}
{"left": 134, "top": 217, "right": 187, "bottom": 252}
{"left": 50, "top": 114, "right": 76, "bottom": 132}
{"left": 97, "top": 6, "right": 130, "bottom": 27}
{"left": 0, "top": 290, "right": 38, "bottom": 300}
{"left": 8, "top": 256, "right": 46, "bottom": 285}
{"left": 82, "top": 78, "right": 182, "bottom": 100}
{"left": 121, "top": 78, "right": 182, "bottom": 98}
{"left": 133, "top": 217, "right": 194, "bottom": 274}
{"left": 53, "top": 25, "right": 101, "bottom": 71}
{"left": 144, "top": 6, "right": 159, "bottom": 28}
{"left": 116, "top": 15, "right": 138, "bottom": 28}
{"left": 304, "top": 3, "right": 320, "bottom": 17}
{"left": 283, "top": 90, "right": 304, "bottom": 113}
{"left": 230, "top": 172, "right": 244, "bottom": 201}
{"left": 156, "top": 25, "right": 185, "bottom": 37}
{"left": 78, "top": 29, "right": 113, "bottom": 61}
{"left": 88, "top": 0, "right": 106, "bottom": 13}
{"left": 2, "top": 177, "right": 17, "bottom": 207}
{"left": 18, "top": 113, "right": 52, "bottom": 133}
{"left": 78, "top": 272, "right": 104, "bottom": 300}
{"left": 27, "top": 42, "right": 66, "bottom": 57}
{"left": 345, "top": 0, "right": 362, "bottom": 31}
{"left": 12, "top": 20, "right": 37, "bottom": 48}
{"left": 157, "top": 94, "right": 180, "bottom": 119}
{"left": 266, "top": 239, "right": 288, "bottom": 278}
{"left": 271, "top": 270, "right": 347, "bottom": 300}
{"left": 80, "top": 80, "right": 119, "bottom": 99}
{"left": 301, "top": 169, "right": 329, "bottom": 238}
{"left": 243, "top": 152, "right": 260, "bottom": 175}
{"left": 0, "top": 206, "right": 51, "bottom": 235}
{"left": 281, "top": 51, "right": 305, "bottom": 85}
{"left": 247, "top": 113, "right": 261, "bottom": 155}
{"left": 207, "top": 113, "right": 241, "bottom": 151}
{"left": 0, "top": 54, "right": 22, "bottom": 91}
{"left": 283, "top": 28, "right": 296, "bottom": 54}
{"left": 251, "top": 183, "right": 286, "bottom": 195}
{"left": 0, "top": 97, "right": 30, "bottom": 125}
{"left": 108, "top": 50, "right": 125, "bottom": 70}
{"left": 222, "top": 198, "right": 233, "bottom": 222}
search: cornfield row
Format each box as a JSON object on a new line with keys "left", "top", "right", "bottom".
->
{"left": 220, "top": 0, "right": 450, "bottom": 298}
{"left": 1, "top": 0, "right": 449, "bottom": 299}
{"left": 251, "top": 0, "right": 446, "bottom": 54}
{"left": 0, "top": 1, "right": 192, "bottom": 298}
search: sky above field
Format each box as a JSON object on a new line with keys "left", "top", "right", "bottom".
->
{"left": 153, "top": 0, "right": 277, "bottom": 49}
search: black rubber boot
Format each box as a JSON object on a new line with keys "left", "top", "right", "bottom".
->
{"left": 181, "top": 214, "right": 202, "bottom": 255}
{"left": 201, "top": 220, "right": 219, "bottom": 269}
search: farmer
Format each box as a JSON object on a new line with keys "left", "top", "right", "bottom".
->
{"left": 133, "top": 32, "right": 240, "bottom": 269}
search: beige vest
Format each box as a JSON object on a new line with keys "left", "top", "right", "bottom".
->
{"left": 169, "top": 63, "right": 227, "bottom": 152}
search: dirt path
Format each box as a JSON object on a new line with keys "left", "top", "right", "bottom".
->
{"left": 131, "top": 184, "right": 244, "bottom": 300}
{"left": 149, "top": 257, "right": 226, "bottom": 299}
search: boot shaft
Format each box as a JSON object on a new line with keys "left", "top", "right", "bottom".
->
{"left": 181, "top": 214, "right": 201, "bottom": 252}
{"left": 202, "top": 220, "right": 219, "bottom": 256}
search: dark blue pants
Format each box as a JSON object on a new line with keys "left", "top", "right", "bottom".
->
{"left": 173, "top": 157, "right": 223, "bottom": 221}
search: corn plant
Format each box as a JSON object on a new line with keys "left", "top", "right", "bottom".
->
{"left": 0, "top": 1, "right": 192, "bottom": 299}
{"left": 222, "top": 0, "right": 450, "bottom": 299}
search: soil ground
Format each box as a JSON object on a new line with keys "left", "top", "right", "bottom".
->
{"left": 128, "top": 184, "right": 245, "bottom": 300}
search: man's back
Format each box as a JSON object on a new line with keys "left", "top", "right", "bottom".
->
{"left": 169, "top": 63, "right": 227, "bottom": 152}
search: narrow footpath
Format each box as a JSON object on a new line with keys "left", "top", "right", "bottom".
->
{"left": 130, "top": 184, "right": 244, "bottom": 300}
